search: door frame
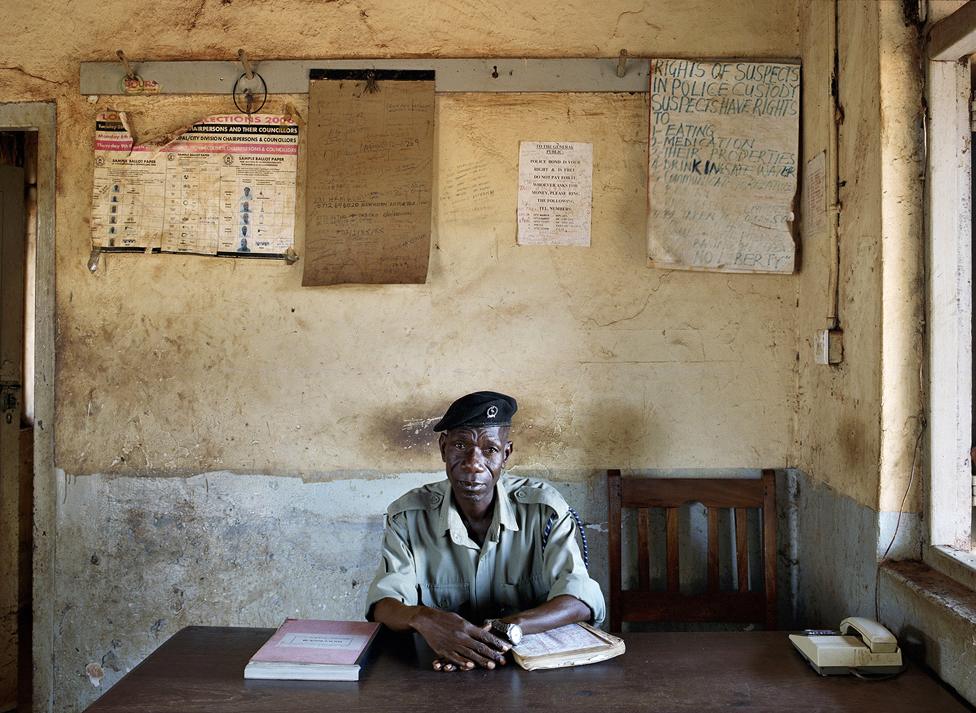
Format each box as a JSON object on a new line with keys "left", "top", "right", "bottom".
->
{"left": 0, "top": 102, "right": 56, "bottom": 713}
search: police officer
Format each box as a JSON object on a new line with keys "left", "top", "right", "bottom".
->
{"left": 365, "top": 391, "right": 605, "bottom": 672}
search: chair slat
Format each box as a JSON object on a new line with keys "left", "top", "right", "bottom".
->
{"left": 735, "top": 507, "right": 748, "bottom": 593}
{"left": 637, "top": 507, "right": 650, "bottom": 592}
{"left": 761, "top": 469, "right": 777, "bottom": 630}
{"left": 607, "top": 469, "right": 623, "bottom": 633}
{"left": 621, "top": 478, "right": 763, "bottom": 508}
{"left": 707, "top": 507, "right": 719, "bottom": 593}
{"left": 666, "top": 507, "right": 679, "bottom": 594}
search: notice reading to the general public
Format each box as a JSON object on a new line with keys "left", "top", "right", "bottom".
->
{"left": 517, "top": 142, "right": 592, "bottom": 246}
{"left": 647, "top": 60, "right": 799, "bottom": 273}
{"left": 90, "top": 112, "right": 298, "bottom": 256}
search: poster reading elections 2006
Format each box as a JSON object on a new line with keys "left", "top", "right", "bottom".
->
{"left": 90, "top": 112, "right": 298, "bottom": 256}
{"left": 647, "top": 60, "right": 800, "bottom": 274}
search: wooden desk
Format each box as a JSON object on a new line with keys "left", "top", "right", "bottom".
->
{"left": 83, "top": 626, "right": 972, "bottom": 712}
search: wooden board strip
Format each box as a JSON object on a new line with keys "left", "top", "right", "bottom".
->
{"left": 735, "top": 507, "right": 749, "bottom": 593}
{"left": 707, "top": 508, "right": 719, "bottom": 593}
{"left": 607, "top": 470, "right": 623, "bottom": 632}
{"left": 637, "top": 507, "right": 651, "bottom": 592}
{"left": 621, "top": 478, "right": 763, "bottom": 508}
{"left": 666, "top": 507, "right": 679, "bottom": 594}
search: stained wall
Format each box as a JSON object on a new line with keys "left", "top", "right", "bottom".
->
{"left": 0, "top": 1, "right": 803, "bottom": 710}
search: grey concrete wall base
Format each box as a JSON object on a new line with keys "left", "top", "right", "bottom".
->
{"left": 54, "top": 469, "right": 803, "bottom": 712}
{"left": 792, "top": 470, "right": 921, "bottom": 629}
{"left": 59, "top": 467, "right": 932, "bottom": 710}
{"left": 880, "top": 560, "right": 976, "bottom": 706}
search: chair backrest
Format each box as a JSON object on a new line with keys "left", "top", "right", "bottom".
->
{"left": 606, "top": 469, "right": 777, "bottom": 632}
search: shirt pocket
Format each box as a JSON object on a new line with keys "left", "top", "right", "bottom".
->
{"left": 504, "top": 571, "right": 548, "bottom": 608}
{"left": 420, "top": 581, "right": 469, "bottom": 613}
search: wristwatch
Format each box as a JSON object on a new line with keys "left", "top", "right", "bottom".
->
{"left": 487, "top": 619, "right": 523, "bottom": 646}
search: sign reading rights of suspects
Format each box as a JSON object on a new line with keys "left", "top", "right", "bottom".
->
{"left": 647, "top": 60, "right": 800, "bottom": 274}
{"left": 90, "top": 112, "right": 298, "bottom": 257}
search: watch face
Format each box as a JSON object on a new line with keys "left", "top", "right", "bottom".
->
{"left": 508, "top": 624, "right": 523, "bottom": 645}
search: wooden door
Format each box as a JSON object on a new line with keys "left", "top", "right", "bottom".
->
{"left": 0, "top": 162, "right": 26, "bottom": 712}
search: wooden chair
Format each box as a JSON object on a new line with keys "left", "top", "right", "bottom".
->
{"left": 606, "top": 469, "right": 777, "bottom": 632}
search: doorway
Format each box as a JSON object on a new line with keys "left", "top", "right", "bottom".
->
{"left": 0, "top": 102, "right": 55, "bottom": 713}
{"left": 0, "top": 130, "right": 35, "bottom": 713}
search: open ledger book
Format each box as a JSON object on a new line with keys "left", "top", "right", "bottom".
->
{"left": 511, "top": 622, "right": 625, "bottom": 671}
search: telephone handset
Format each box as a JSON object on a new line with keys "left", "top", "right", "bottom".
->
{"left": 839, "top": 617, "right": 899, "bottom": 653}
{"left": 789, "top": 616, "right": 904, "bottom": 676}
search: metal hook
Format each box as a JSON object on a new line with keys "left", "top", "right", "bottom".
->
{"left": 616, "top": 49, "right": 629, "bottom": 78}
{"left": 232, "top": 72, "right": 267, "bottom": 114}
{"left": 87, "top": 247, "right": 102, "bottom": 273}
{"left": 237, "top": 49, "right": 255, "bottom": 80}
{"left": 116, "top": 50, "right": 137, "bottom": 80}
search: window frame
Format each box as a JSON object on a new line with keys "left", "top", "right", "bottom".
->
{"left": 926, "top": 5, "right": 976, "bottom": 581}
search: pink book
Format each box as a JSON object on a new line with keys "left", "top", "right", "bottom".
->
{"left": 244, "top": 619, "right": 381, "bottom": 681}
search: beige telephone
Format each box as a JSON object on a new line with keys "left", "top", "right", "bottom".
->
{"left": 789, "top": 617, "right": 904, "bottom": 676}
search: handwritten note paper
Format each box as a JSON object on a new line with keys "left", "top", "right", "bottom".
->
{"left": 647, "top": 60, "right": 800, "bottom": 273}
{"left": 804, "top": 150, "right": 827, "bottom": 237}
{"left": 303, "top": 74, "right": 435, "bottom": 285}
{"left": 517, "top": 142, "right": 592, "bottom": 246}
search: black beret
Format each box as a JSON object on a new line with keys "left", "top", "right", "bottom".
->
{"left": 432, "top": 391, "right": 518, "bottom": 432}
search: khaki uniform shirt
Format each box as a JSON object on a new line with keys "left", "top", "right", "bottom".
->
{"left": 365, "top": 474, "right": 605, "bottom": 626}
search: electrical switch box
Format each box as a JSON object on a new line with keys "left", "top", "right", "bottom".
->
{"left": 814, "top": 329, "right": 844, "bottom": 365}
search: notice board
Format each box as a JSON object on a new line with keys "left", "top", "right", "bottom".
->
{"left": 647, "top": 60, "right": 800, "bottom": 274}
{"left": 303, "top": 70, "right": 435, "bottom": 286}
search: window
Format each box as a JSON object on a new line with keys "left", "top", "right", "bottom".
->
{"left": 926, "top": 5, "right": 976, "bottom": 583}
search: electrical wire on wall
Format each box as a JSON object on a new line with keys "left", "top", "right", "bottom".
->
{"left": 874, "top": 416, "right": 927, "bottom": 622}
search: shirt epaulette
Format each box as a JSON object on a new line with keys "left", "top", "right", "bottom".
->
{"left": 386, "top": 483, "right": 446, "bottom": 517}
{"left": 512, "top": 480, "right": 569, "bottom": 518}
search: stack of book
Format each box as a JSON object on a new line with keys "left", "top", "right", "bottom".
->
{"left": 244, "top": 619, "right": 380, "bottom": 681}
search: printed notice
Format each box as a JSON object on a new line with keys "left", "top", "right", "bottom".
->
{"left": 804, "top": 150, "right": 827, "bottom": 237}
{"left": 517, "top": 142, "right": 592, "bottom": 246}
{"left": 303, "top": 73, "right": 435, "bottom": 286}
{"left": 90, "top": 112, "right": 299, "bottom": 256}
{"left": 647, "top": 60, "right": 800, "bottom": 273}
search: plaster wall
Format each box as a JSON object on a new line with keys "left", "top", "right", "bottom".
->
{"left": 53, "top": 90, "right": 798, "bottom": 478}
{"left": 792, "top": 0, "right": 928, "bottom": 643}
{"left": 794, "top": 0, "right": 883, "bottom": 511}
{"left": 0, "top": 1, "right": 802, "bottom": 711}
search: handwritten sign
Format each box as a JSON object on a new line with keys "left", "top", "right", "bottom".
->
{"left": 647, "top": 60, "right": 800, "bottom": 273}
{"left": 303, "top": 73, "right": 434, "bottom": 285}
{"left": 517, "top": 141, "right": 593, "bottom": 246}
